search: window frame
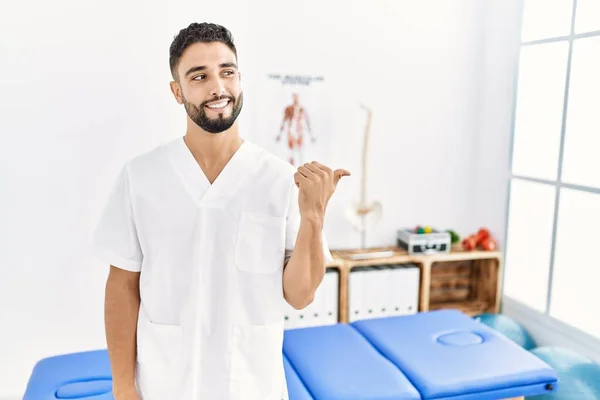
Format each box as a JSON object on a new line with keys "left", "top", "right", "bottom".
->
{"left": 504, "top": 0, "right": 600, "bottom": 338}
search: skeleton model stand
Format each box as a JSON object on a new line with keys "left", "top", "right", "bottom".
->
{"left": 346, "top": 103, "right": 382, "bottom": 249}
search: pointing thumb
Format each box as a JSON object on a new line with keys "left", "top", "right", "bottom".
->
{"left": 333, "top": 169, "right": 351, "bottom": 185}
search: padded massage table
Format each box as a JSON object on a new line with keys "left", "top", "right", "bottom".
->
{"left": 23, "top": 310, "right": 558, "bottom": 399}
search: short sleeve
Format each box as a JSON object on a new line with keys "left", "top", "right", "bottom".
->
{"left": 91, "top": 164, "right": 143, "bottom": 272}
{"left": 284, "top": 181, "right": 335, "bottom": 265}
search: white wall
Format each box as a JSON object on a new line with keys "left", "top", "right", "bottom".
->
{"left": 473, "top": 0, "right": 524, "bottom": 251}
{"left": 243, "top": 0, "right": 488, "bottom": 248}
{"left": 0, "top": 0, "right": 515, "bottom": 397}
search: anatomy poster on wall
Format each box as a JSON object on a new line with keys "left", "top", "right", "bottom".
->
{"left": 249, "top": 73, "right": 333, "bottom": 167}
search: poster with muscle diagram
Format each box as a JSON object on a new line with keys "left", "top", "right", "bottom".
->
{"left": 249, "top": 73, "right": 332, "bottom": 166}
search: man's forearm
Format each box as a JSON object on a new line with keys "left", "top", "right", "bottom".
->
{"left": 104, "top": 268, "right": 140, "bottom": 396}
{"left": 283, "top": 216, "right": 326, "bottom": 309}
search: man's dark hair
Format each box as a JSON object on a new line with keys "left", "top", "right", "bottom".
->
{"left": 169, "top": 22, "right": 237, "bottom": 80}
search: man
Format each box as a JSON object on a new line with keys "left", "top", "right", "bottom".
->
{"left": 276, "top": 92, "right": 315, "bottom": 166}
{"left": 93, "top": 22, "right": 349, "bottom": 400}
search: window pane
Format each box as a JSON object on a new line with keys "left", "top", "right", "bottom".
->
{"left": 561, "top": 36, "right": 600, "bottom": 189}
{"left": 504, "top": 179, "right": 556, "bottom": 312}
{"left": 512, "top": 42, "right": 569, "bottom": 181}
{"left": 521, "top": 0, "right": 573, "bottom": 42}
{"left": 550, "top": 188, "right": 600, "bottom": 339}
{"left": 575, "top": 0, "right": 600, "bottom": 34}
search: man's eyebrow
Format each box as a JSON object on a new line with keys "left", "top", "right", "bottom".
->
{"left": 220, "top": 62, "right": 238, "bottom": 69}
{"left": 185, "top": 63, "right": 238, "bottom": 77}
{"left": 185, "top": 65, "right": 205, "bottom": 77}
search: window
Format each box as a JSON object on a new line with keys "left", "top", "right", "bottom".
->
{"left": 550, "top": 188, "right": 600, "bottom": 339}
{"left": 505, "top": 0, "right": 600, "bottom": 339}
{"left": 504, "top": 179, "right": 556, "bottom": 313}
{"left": 561, "top": 36, "right": 600, "bottom": 189}
{"left": 574, "top": 0, "right": 600, "bottom": 34}
{"left": 511, "top": 41, "right": 568, "bottom": 181}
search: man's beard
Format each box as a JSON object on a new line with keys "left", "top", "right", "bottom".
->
{"left": 184, "top": 92, "right": 244, "bottom": 134}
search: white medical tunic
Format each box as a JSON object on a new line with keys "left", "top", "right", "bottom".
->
{"left": 92, "top": 137, "right": 333, "bottom": 400}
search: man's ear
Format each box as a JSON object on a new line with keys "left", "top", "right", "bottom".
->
{"left": 170, "top": 80, "right": 183, "bottom": 105}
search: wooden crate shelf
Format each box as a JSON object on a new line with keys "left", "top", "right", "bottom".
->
{"left": 428, "top": 300, "right": 491, "bottom": 315}
{"left": 327, "top": 245, "right": 503, "bottom": 323}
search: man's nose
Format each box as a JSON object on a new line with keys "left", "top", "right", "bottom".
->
{"left": 210, "top": 81, "right": 226, "bottom": 98}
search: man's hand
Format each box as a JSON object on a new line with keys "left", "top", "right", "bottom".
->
{"left": 294, "top": 161, "right": 350, "bottom": 222}
{"left": 284, "top": 162, "right": 349, "bottom": 309}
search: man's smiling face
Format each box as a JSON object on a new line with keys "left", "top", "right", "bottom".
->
{"left": 171, "top": 41, "right": 243, "bottom": 134}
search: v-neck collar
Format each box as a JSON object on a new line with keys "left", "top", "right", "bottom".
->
{"left": 168, "top": 136, "right": 258, "bottom": 208}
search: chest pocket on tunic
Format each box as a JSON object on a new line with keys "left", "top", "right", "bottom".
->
{"left": 235, "top": 211, "right": 286, "bottom": 274}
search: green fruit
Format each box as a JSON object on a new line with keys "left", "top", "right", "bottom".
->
{"left": 447, "top": 230, "right": 460, "bottom": 243}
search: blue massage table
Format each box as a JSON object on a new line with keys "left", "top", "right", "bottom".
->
{"left": 23, "top": 310, "right": 558, "bottom": 399}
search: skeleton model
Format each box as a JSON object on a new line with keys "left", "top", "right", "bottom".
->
{"left": 346, "top": 103, "right": 382, "bottom": 248}
{"left": 275, "top": 93, "right": 316, "bottom": 166}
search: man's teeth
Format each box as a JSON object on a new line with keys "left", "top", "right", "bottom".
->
{"left": 207, "top": 101, "right": 229, "bottom": 109}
